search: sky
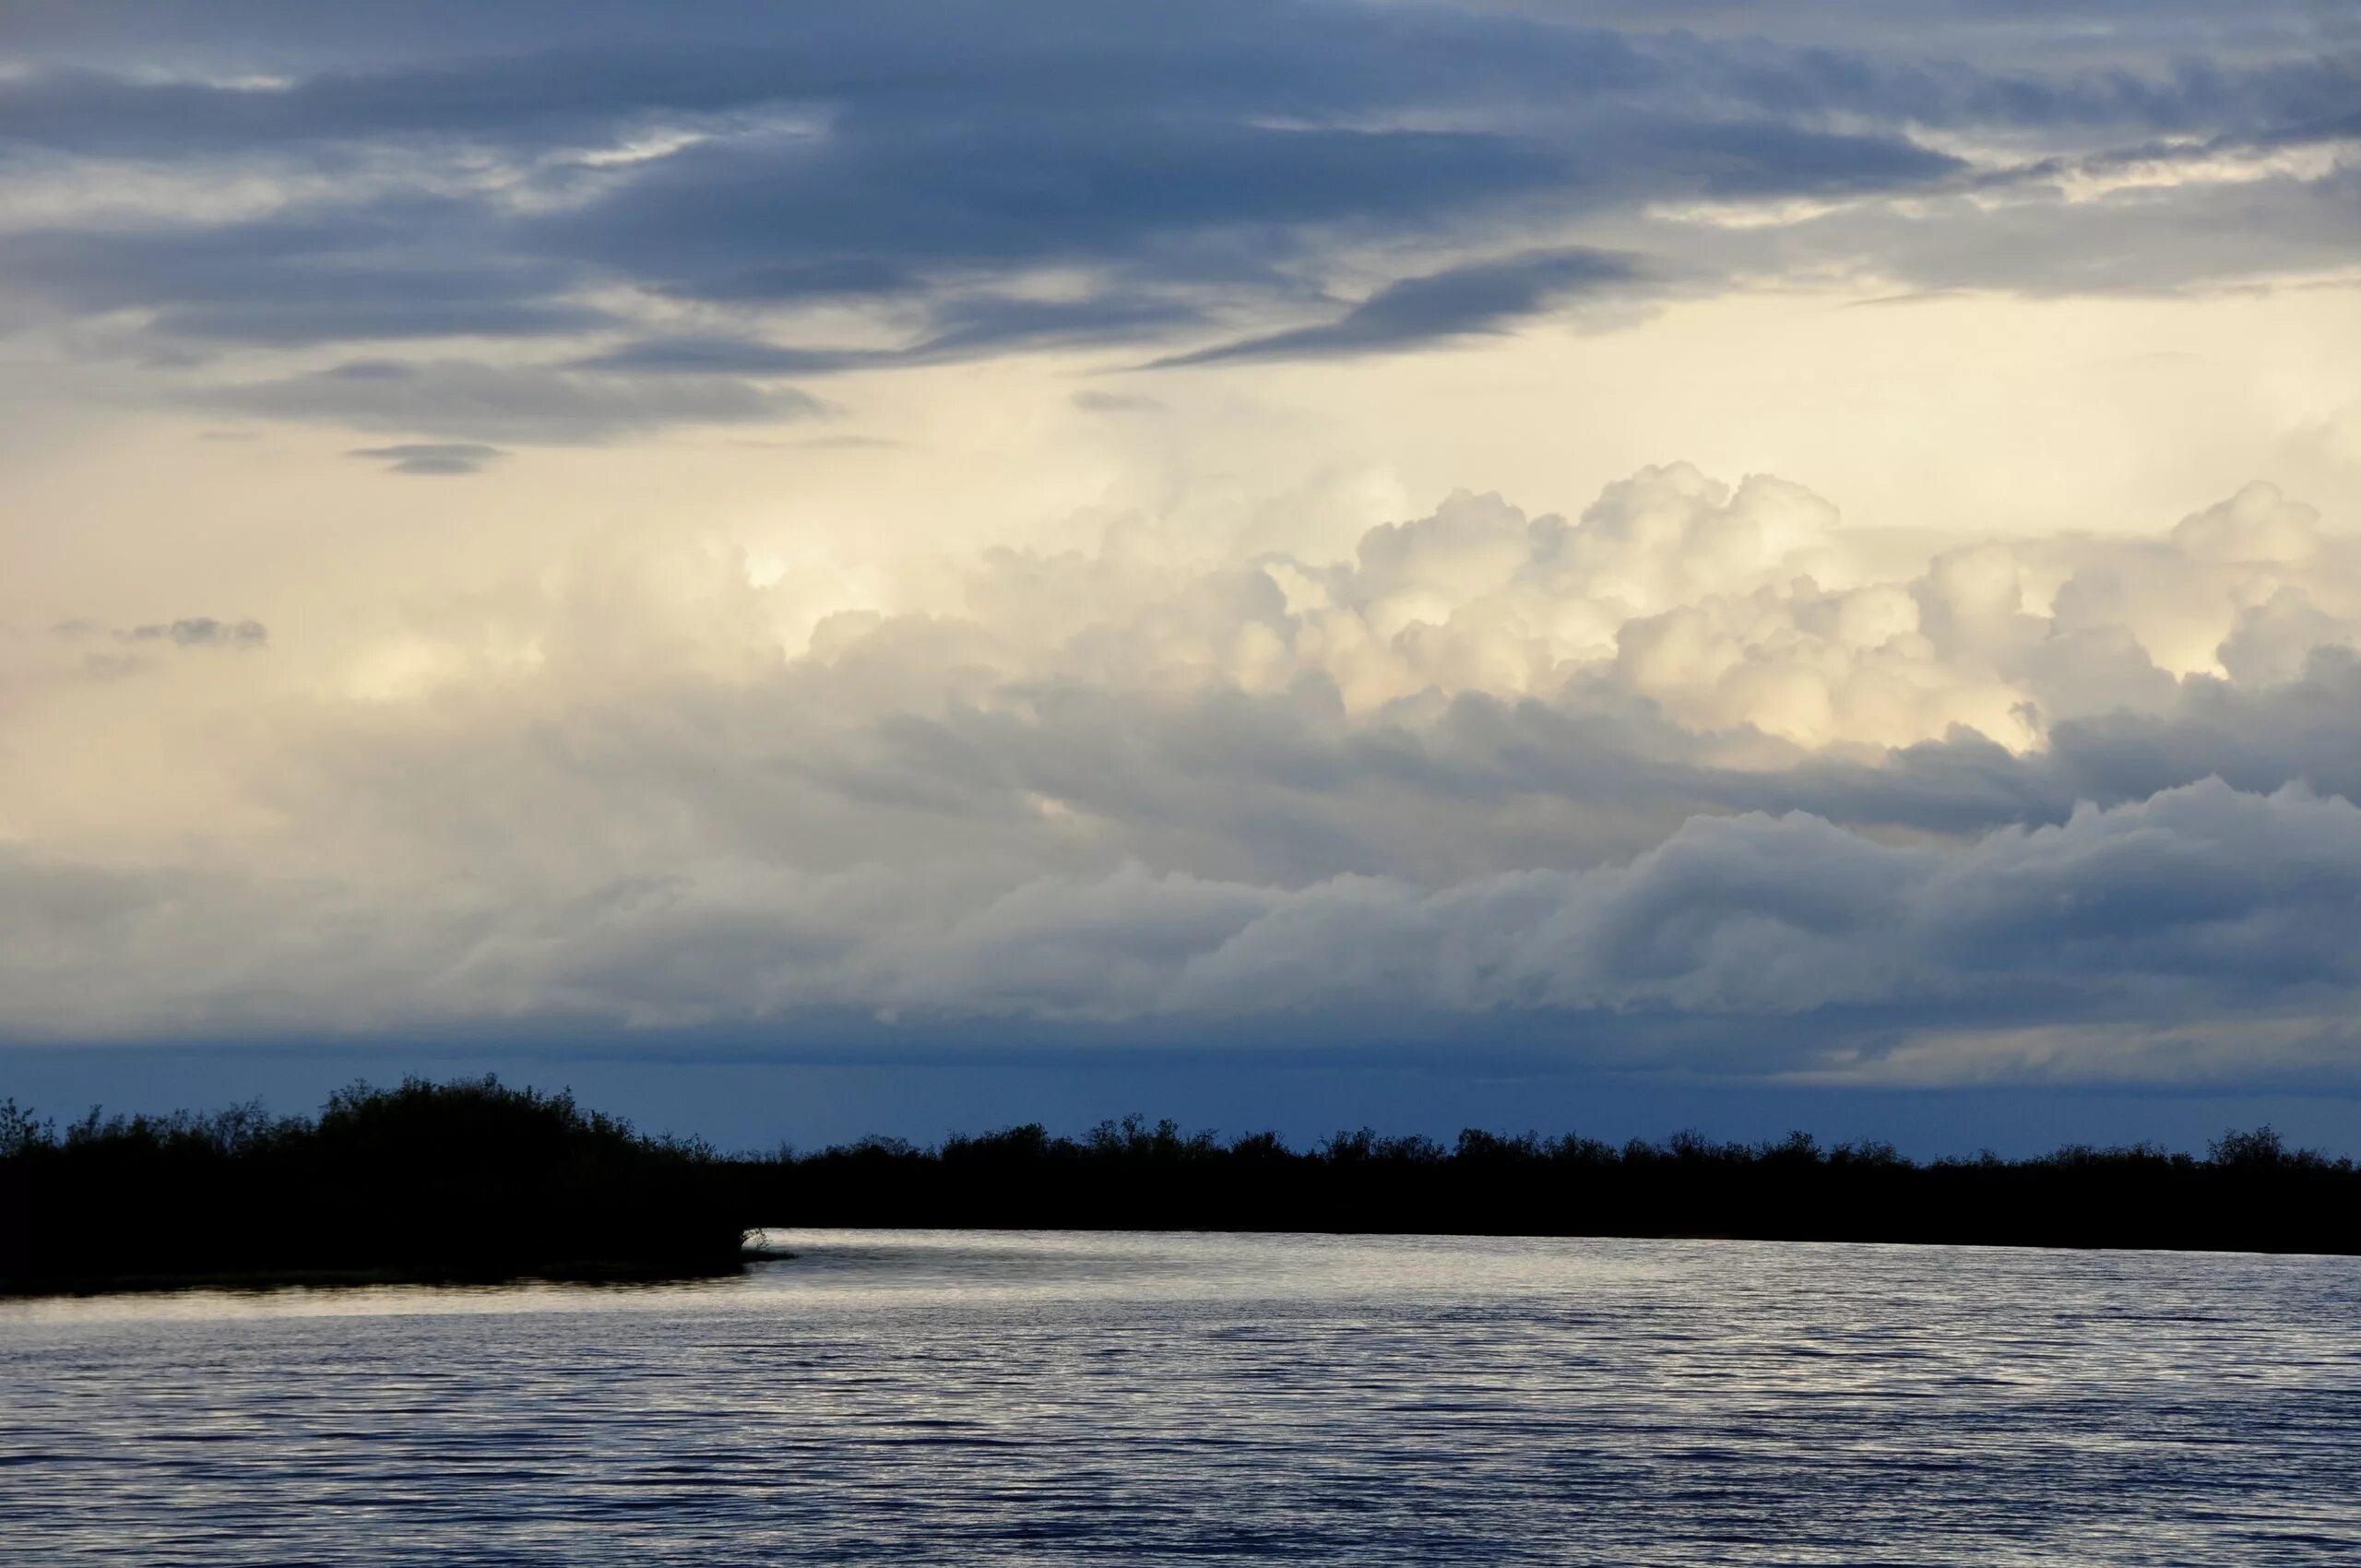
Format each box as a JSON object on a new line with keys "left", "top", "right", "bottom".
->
{"left": 4, "top": 1, "right": 2360, "bottom": 1153}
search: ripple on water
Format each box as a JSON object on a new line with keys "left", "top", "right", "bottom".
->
{"left": 4, "top": 1231, "right": 2359, "bottom": 1564}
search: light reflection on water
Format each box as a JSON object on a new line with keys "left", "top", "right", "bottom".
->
{"left": 5, "top": 1230, "right": 2359, "bottom": 1563}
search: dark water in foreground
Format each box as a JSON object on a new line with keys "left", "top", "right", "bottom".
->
{"left": 5, "top": 1232, "right": 2359, "bottom": 1564}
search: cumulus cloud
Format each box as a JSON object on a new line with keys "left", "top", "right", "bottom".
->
{"left": 4, "top": 462, "right": 2360, "bottom": 1086}
{"left": 845, "top": 466, "right": 2349, "bottom": 754}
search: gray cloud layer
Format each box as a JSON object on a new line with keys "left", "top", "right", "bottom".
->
{"left": 346, "top": 442, "right": 506, "bottom": 475}
{"left": 197, "top": 359, "right": 823, "bottom": 443}
{"left": 0, "top": 1, "right": 2350, "bottom": 442}
{"left": 1152, "top": 249, "right": 1640, "bottom": 366}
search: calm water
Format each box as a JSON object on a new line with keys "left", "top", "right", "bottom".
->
{"left": 5, "top": 1231, "right": 2359, "bottom": 1564}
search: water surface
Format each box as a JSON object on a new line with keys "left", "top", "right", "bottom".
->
{"left": 6, "top": 1231, "right": 2358, "bottom": 1563}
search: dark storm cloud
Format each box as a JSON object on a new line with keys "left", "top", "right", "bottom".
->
{"left": 2, "top": 1, "right": 2331, "bottom": 378}
{"left": 1756, "top": 155, "right": 2361, "bottom": 299}
{"left": 152, "top": 300, "right": 617, "bottom": 346}
{"left": 566, "top": 337, "right": 872, "bottom": 377}
{"left": 666, "top": 259, "right": 919, "bottom": 305}
{"left": 0, "top": 4, "right": 2339, "bottom": 157}
{"left": 1152, "top": 249, "right": 1639, "bottom": 366}
{"left": 536, "top": 115, "right": 1576, "bottom": 304}
{"left": 0, "top": 7, "right": 1659, "bottom": 157}
{"left": 912, "top": 294, "right": 1207, "bottom": 355}
{"left": 0, "top": 220, "right": 612, "bottom": 346}
{"left": 0, "top": 2, "right": 2344, "bottom": 432}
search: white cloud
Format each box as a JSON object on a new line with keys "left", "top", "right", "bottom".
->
{"left": 5, "top": 466, "right": 2361, "bottom": 1084}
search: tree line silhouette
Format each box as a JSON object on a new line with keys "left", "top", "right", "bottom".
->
{"left": 0, "top": 1076, "right": 743, "bottom": 1292}
{"left": 735, "top": 1114, "right": 2360, "bottom": 1253}
{"left": 5, "top": 1083, "right": 2356, "bottom": 1293}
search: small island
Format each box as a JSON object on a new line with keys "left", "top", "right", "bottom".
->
{"left": 6, "top": 1082, "right": 2358, "bottom": 1296}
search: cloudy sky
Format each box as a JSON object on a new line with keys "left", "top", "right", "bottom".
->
{"left": 4, "top": 1, "right": 2359, "bottom": 1149}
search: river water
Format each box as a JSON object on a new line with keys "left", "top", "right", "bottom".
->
{"left": 5, "top": 1230, "right": 2358, "bottom": 1563}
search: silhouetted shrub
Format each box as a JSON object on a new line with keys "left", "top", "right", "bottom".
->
{"left": 2, "top": 1077, "right": 743, "bottom": 1293}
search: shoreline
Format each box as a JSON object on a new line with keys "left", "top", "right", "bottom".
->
{"left": 5, "top": 1245, "right": 798, "bottom": 1300}
{"left": 14, "top": 1225, "right": 2355, "bottom": 1301}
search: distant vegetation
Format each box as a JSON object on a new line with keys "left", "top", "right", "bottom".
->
{"left": 729, "top": 1115, "right": 2361, "bottom": 1255}
{"left": 0, "top": 1076, "right": 745, "bottom": 1293}
{"left": 6, "top": 1089, "right": 2357, "bottom": 1294}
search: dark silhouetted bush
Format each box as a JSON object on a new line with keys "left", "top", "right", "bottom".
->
{"left": 1, "top": 1076, "right": 744, "bottom": 1293}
